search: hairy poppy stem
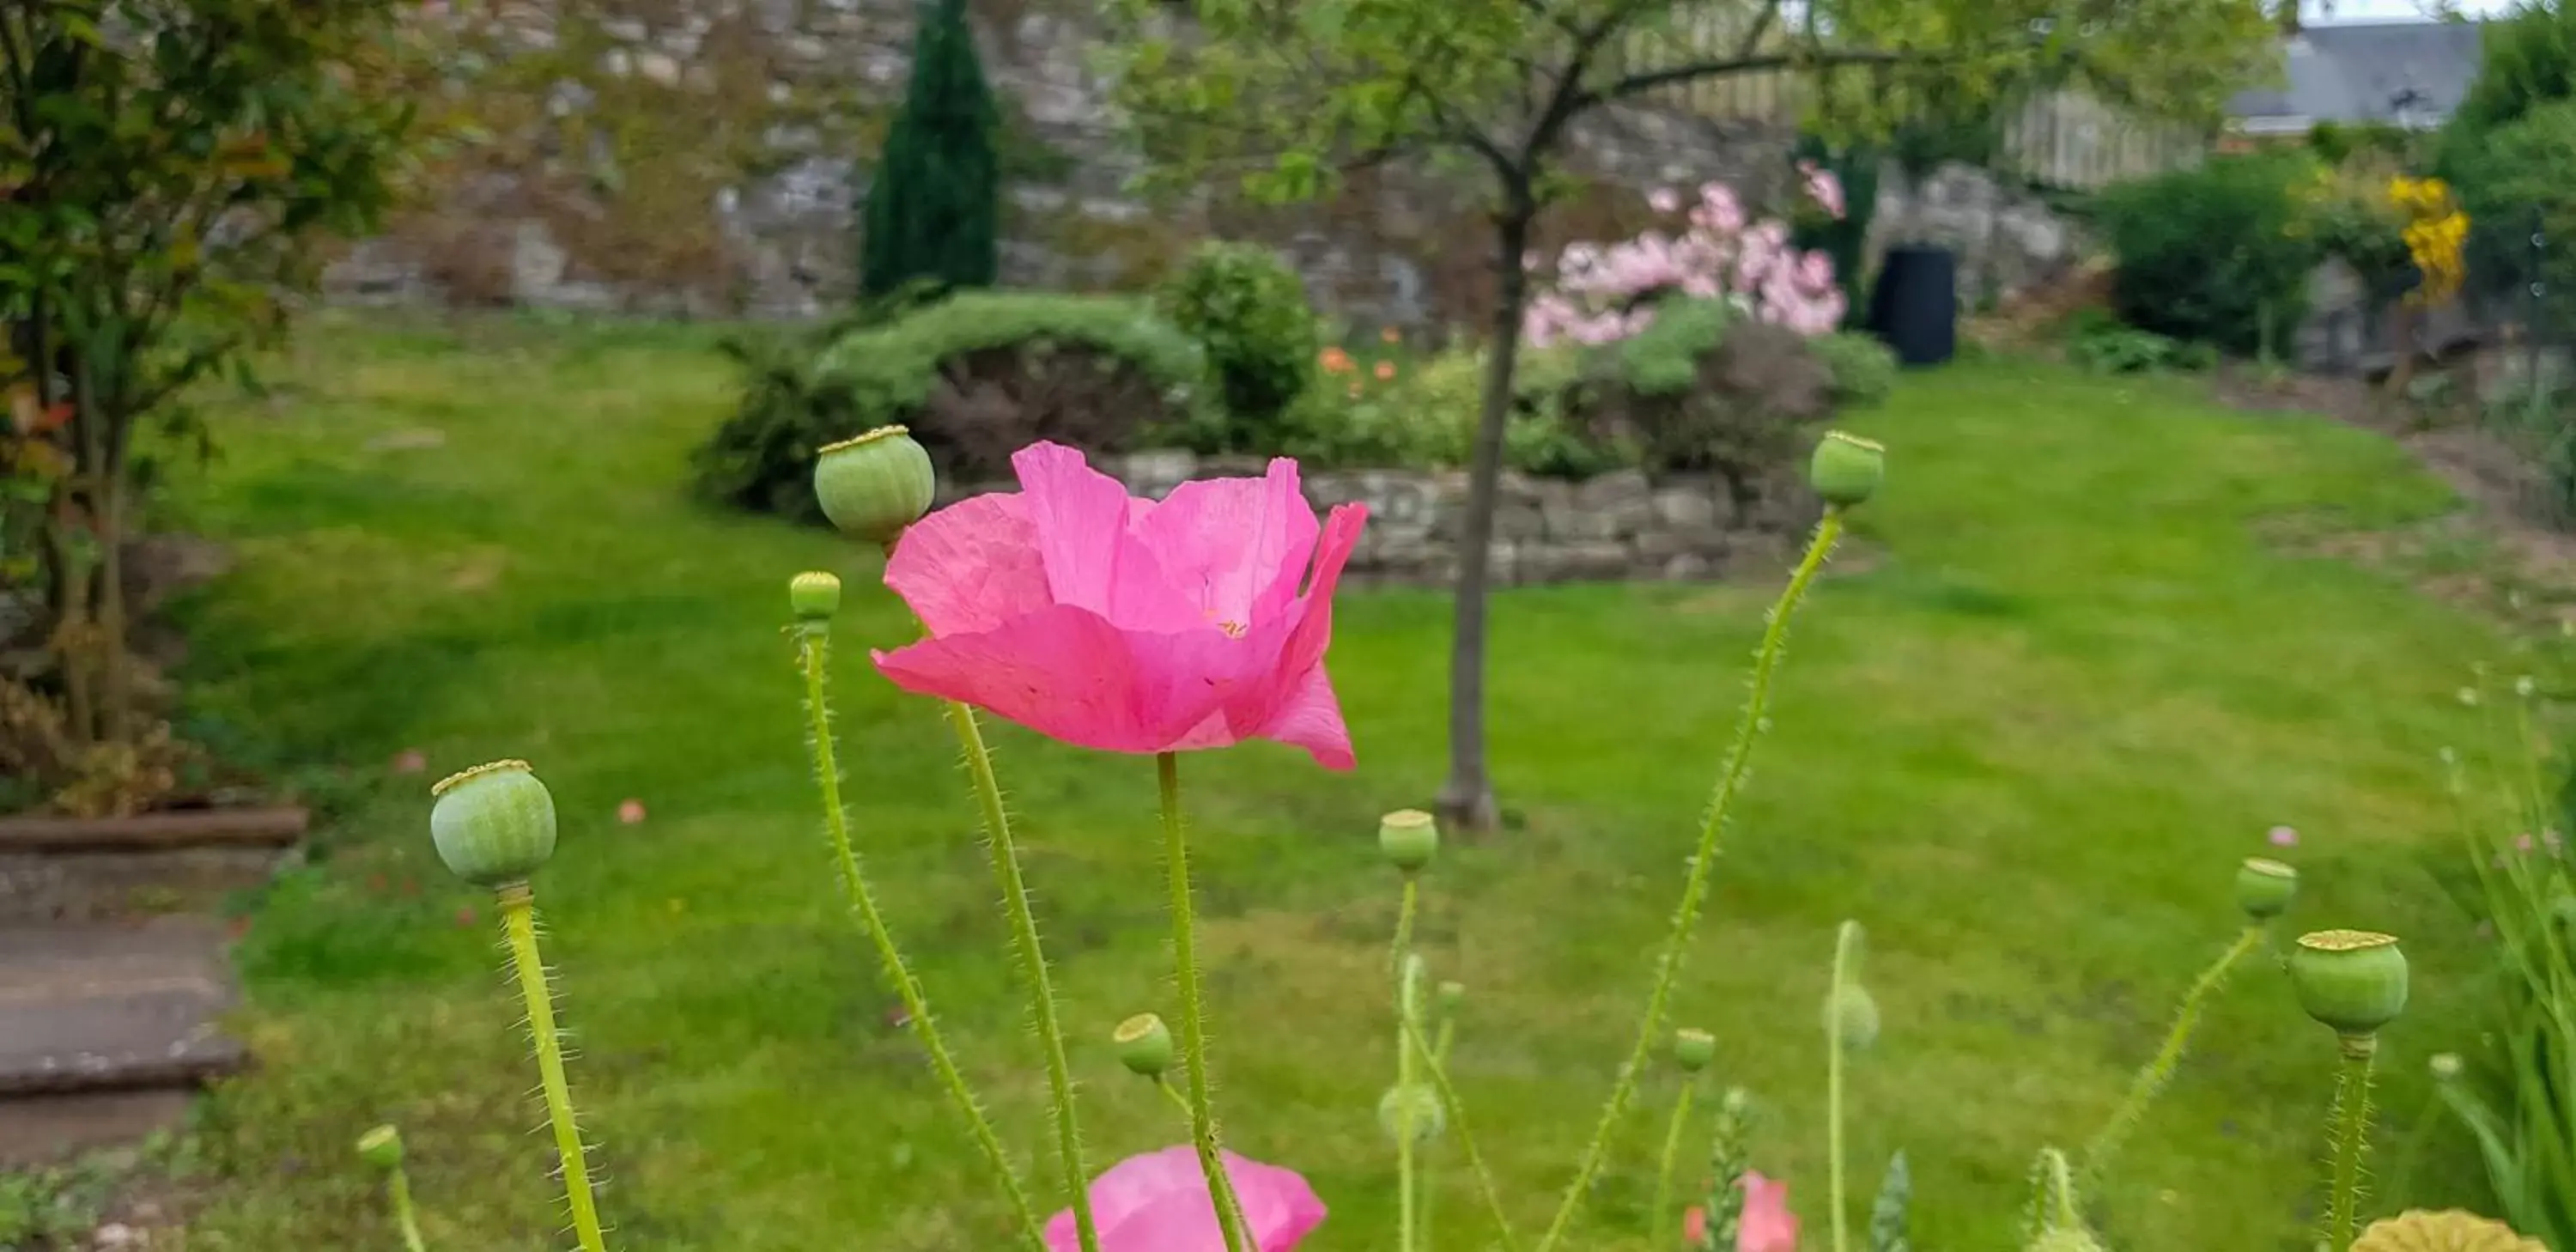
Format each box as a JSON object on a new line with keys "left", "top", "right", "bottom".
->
{"left": 1650, "top": 1079, "right": 1698, "bottom": 1252}
{"left": 1394, "top": 878, "right": 1421, "bottom": 1252}
{"left": 386, "top": 1161, "right": 428, "bottom": 1252}
{"left": 1537, "top": 510, "right": 1846, "bottom": 1252}
{"left": 795, "top": 628, "right": 1046, "bottom": 1249}
{"left": 1158, "top": 751, "right": 1253, "bottom": 1252}
{"left": 495, "top": 886, "right": 609, "bottom": 1252}
{"left": 2325, "top": 1035, "right": 2379, "bottom": 1252}
{"left": 1829, "top": 921, "right": 1858, "bottom": 1252}
{"left": 1406, "top": 1015, "right": 1521, "bottom": 1251}
{"left": 948, "top": 698, "right": 1100, "bottom": 1252}
{"left": 2081, "top": 923, "right": 2265, "bottom": 1190}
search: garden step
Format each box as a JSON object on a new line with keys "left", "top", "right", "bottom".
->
{"left": 0, "top": 918, "right": 244, "bottom": 1166}
{"left": 0, "top": 805, "right": 307, "bottom": 852}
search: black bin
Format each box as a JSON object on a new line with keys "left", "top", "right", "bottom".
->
{"left": 1868, "top": 245, "right": 1958, "bottom": 368}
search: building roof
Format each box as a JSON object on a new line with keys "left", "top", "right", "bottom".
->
{"left": 2227, "top": 20, "right": 2487, "bottom": 129}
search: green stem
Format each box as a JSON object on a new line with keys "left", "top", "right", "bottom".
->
{"left": 496, "top": 887, "right": 609, "bottom": 1252}
{"left": 1426, "top": 1015, "right": 1457, "bottom": 1252}
{"left": 946, "top": 698, "right": 1099, "bottom": 1252}
{"left": 1406, "top": 1016, "right": 1522, "bottom": 1252}
{"left": 1159, "top": 751, "right": 1252, "bottom": 1252}
{"left": 1651, "top": 1081, "right": 1699, "bottom": 1252}
{"left": 2080, "top": 924, "right": 2264, "bottom": 1189}
{"left": 1395, "top": 882, "right": 1422, "bottom": 1252}
{"left": 387, "top": 1166, "right": 428, "bottom": 1252}
{"left": 1829, "top": 921, "right": 1857, "bottom": 1252}
{"left": 1399, "top": 949, "right": 1423, "bottom": 1252}
{"left": 795, "top": 631, "right": 1045, "bottom": 1249}
{"left": 1536, "top": 512, "right": 1845, "bottom": 1252}
{"left": 2326, "top": 1035, "right": 2379, "bottom": 1252}
{"left": 1155, "top": 1077, "right": 1197, "bottom": 1120}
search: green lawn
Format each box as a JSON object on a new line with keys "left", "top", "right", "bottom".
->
{"left": 166, "top": 312, "right": 2509, "bottom": 1251}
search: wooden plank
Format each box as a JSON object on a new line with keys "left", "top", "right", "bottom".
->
{"left": 0, "top": 805, "right": 308, "bottom": 851}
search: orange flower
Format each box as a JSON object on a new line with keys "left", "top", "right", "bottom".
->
{"left": 1374, "top": 361, "right": 1396, "bottom": 381}
{"left": 1380, "top": 326, "right": 1401, "bottom": 344}
{"left": 1319, "top": 347, "right": 1353, "bottom": 374}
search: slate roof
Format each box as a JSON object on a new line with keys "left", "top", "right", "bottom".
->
{"left": 2227, "top": 20, "right": 2488, "bottom": 128}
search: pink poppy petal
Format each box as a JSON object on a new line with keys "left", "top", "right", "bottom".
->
{"left": 1048, "top": 1147, "right": 1326, "bottom": 1252}
{"left": 1012, "top": 442, "right": 1199, "bottom": 632}
{"left": 885, "top": 493, "right": 1052, "bottom": 636}
{"left": 1135, "top": 458, "right": 1321, "bottom": 629}
{"left": 1048, "top": 1146, "right": 1203, "bottom": 1249}
{"left": 1227, "top": 1151, "right": 1328, "bottom": 1252}
{"left": 1276, "top": 502, "right": 1369, "bottom": 680}
{"left": 1249, "top": 663, "right": 1354, "bottom": 771}
{"left": 1740, "top": 1171, "right": 1800, "bottom": 1252}
{"left": 873, "top": 605, "right": 1250, "bottom": 755}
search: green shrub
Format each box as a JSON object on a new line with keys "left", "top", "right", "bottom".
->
{"left": 1157, "top": 242, "right": 1321, "bottom": 446}
{"left": 2456, "top": 0, "right": 2576, "bottom": 135}
{"left": 859, "top": 0, "right": 1000, "bottom": 297}
{"left": 1812, "top": 331, "right": 1899, "bottom": 407}
{"left": 694, "top": 292, "right": 1207, "bottom": 522}
{"left": 1280, "top": 345, "right": 1614, "bottom": 477}
{"left": 2445, "top": 99, "right": 2576, "bottom": 321}
{"left": 2063, "top": 310, "right": 2215, "bottom": 375}
{"left": 2099, "top": 155, "right": 2319, "bottom": 356}
{"left": 1554, "top": 306, "right": 1838, "bottom": 502}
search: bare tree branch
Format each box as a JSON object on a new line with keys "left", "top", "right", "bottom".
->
{"left": 1735, "top": 0, "right": 1783, "bottom": 58}
{"left": 1586, "top": 47, "right": 1913, "bottom": 107}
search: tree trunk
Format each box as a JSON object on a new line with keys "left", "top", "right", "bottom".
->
{"left": 1434, "top": 202, "right": 1534, "bottom": 834}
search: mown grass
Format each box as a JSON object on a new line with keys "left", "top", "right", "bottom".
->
{"left": 161, "top": 312, "right": 2509, "bottom": 1250}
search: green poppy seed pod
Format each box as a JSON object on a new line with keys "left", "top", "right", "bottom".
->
{"left": 1823, "top": 984, "right": 1882, "bottom": 1052}
{"left": 1809, "top": 430, "right": 1886, "bottom": 508}
{"left": 1436, "top": 980, "right": 1465, "bottom": 1018}
{"left": 813, "top": 425, "right": 936, "bottom": 546}
{"left": 1113, "top": 1012, "right": 1175, "bottom": 1078}
{"left": 788, "top": 570, "right": 842, "bottom": 621}
{"left": 1378, "top": 809, "right": 1438, "bottom": 873}
{"left": 2290, "top": 929, "right": 2409, "bottom": 1036}
{"left": 1376, "top": 1084, "right": 1445, "bottom": 1146}
{"left": 355, "top": 1124, "right": 404, "bottom": 1170}
{"left": 2235, "top": 857, "right": 2300, "bottom": 921}
{"left": 428, "top": 760, "right": 557, "bottom": 888}
{"left": 1674, "top": 1027, "right": 1717, "bottom": 1073}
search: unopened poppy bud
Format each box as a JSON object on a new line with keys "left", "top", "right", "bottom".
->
{"left": 1674, "top": 1027, "right": 1717, "bottom": 1073}
{"left": 1436, "top": 981, "right": 1466, "bottom": 1018}
{"left": 2290, "top": 930, "right": 2409, "bottom": 1036}
{"left": 355, "top": 1124, "right": 404, "bottom": 1170}
{"left": 429, "top": 760, "right": 557, "bottom": 888}
{"left": 2235, "top": 857, "right": 2300, "bottom": 921}
{"left": 814, "top": 425, "right": 936, "bottom": 546}
{"left": 1114, "top": 1012, "right": 1174, "bottom": 1078}
{"left": 1809, "top": 430, "right": 1885, "bottom": 508}
{"left": 788, "top": 571, "right": 842, "bottom": 621}
{"left": 1823, "top": 985, "right": 1881, "bottom": 1052}
{"left": 2429, "top": 1052, "right": 2464, "bottom": 1081}
{"left": 1379, "top": 809, "right": 1438, "bottom": 872}
{"left": 1376, "top": 1084, "right": 1444, "bottom": 1145}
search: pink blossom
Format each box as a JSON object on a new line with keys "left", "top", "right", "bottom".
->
{"left": 1679, "top": 1171, "right": 1801, "bottom": 1251}
{"left": 1046, "top": 1146, "right": 1327, "bottom": 1252}
{"left": 2268, "top": 825, "right": 2299, "bottom": 848}
{"left": 391, "top": 749, "right": 428, "bottom": 775}
{"left": 2518, "top": 832, "right": 2538, "bottom": 854}
{"left": 875, "top": 444, "right": 1367, "bottom": 769}
{"left": 618, "top": 799, "right": 647, "bottom": 824}
{"left": 1649, "top": 187, "right": 1681, "bottom": 214}
{"left": 1799, "top": 160, "right": 1848, "bottom": 222}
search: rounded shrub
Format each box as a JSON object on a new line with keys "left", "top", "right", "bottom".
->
{"left": 2099, "top": 154, "right": 2320, "bottom": 356}
{"left": 1157, "top": 241, "right": 1321, "bottom": 445}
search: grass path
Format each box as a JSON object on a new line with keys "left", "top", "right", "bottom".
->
{"left": 167, "top": 313, "right": 2506, "bottom": 1250}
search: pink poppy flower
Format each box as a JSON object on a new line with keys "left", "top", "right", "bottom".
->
{"left": 618, "top": 799, "right": 648, "bottom": 824}
{"left": 874, "top": 443, "right": 1368, "bottom": 769}
{"left": 1046, "top": 1146, "right": 1327, "bottom": 1252}
{"left": 1680, "top": 1171, "right": 1801, "bottom": 1251}
{"left": 2268, "top": 825, "right": 2299, "bottom": 848}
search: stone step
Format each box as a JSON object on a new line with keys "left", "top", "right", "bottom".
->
{"left": 0, "top": 917, "right": 244, "bottom": 1162}
{"left": 0, "top": 805, "right": 307, "bottom": 852}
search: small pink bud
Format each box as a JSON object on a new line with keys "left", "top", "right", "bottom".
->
{"left": 2268, "top": 825, "right": 2299, "bottom": 848}
{"left": 619, "top": 799, "right": 647, "bottom": 824}
{"left": 392, "top": 749, "right": 428, "bottom": 775}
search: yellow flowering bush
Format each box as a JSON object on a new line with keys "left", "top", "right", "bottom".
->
{"left": 2389, "top": 175, "right": 2470, "bottom": 306}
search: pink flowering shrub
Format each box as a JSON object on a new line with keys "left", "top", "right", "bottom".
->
{"left": 1524, "top": 179, "right": 1850, "bottom": 349}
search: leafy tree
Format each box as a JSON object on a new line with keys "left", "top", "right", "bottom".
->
{"left": 1, "top": 0, "right": 413, "bottom": 766}
{"left": 860, "top": 0, "right": 1001, "bottom": 299}
{"left": 2455, "top": 0, "right": 2576, "bottom": 136}
{"left": 1102, "top": 0, "right": 2275, "bottom": 828}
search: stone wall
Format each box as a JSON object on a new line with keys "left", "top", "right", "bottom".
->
{"left": 940, "top": 450, "right": 1818, "bottom": 588}
{"left": 328, "top": 0, "right": 2093, "bottom": 325}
